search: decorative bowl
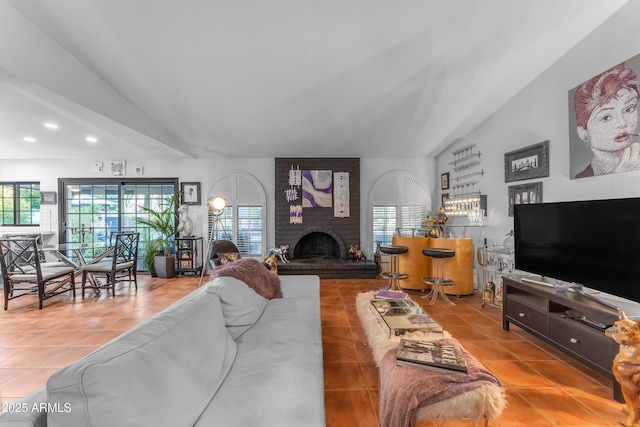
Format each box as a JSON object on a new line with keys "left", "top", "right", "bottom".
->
{"left": 553, "top": 282, "right": 571, "bottom": 292}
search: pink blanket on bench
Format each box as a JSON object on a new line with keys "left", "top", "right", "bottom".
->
{"left": 378, "top": 338, "right": 502, "bottom": 427}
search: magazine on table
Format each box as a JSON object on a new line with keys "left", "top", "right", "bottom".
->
{"left": 374, "top": 289, "right": 408, "bottom": 299}
{"left": 396, "top": 339, "right": 467, "bottom": 374}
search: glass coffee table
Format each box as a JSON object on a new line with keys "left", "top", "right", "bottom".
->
{"left": 370, "top": 297, "right": 443, "bottom": 337}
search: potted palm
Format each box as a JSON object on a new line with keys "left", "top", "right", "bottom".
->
{"left": 135, "top": 194, "right": 179, "bottom": 278}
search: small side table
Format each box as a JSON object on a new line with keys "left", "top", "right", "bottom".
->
{"left": 175, "top": 236, "right": 203, "bottom": 277}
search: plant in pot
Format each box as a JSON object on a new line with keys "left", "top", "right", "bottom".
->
{"left": 135, "top": 194, "right": 179, "bottom": 278}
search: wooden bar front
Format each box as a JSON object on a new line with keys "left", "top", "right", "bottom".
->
{"left": 391, "top": 236, "right": 474, "bottom": 296}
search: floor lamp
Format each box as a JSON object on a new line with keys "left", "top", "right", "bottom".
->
{"left": 199, "top": 196, "right": 227, "bottom": 286}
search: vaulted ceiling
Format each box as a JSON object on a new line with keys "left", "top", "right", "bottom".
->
{"left": 0, "top": 0, "right": 628, "bottom": 160}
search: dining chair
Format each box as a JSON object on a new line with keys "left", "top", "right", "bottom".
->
{"left": 80, "top": 232, "right": 140, "bottom": 297}
{"left": 0, "top": 236, "right": 76, "bottom": 310}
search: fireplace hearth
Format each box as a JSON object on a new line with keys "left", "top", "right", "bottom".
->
{"left": 277, "top": 228, "right": 376, "bottom": 278}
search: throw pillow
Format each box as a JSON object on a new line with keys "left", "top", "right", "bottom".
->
{"left": 210, "top": 257, "right": 283, "bottom": 299}
{"left": 207, "top": 276, "right": 268, "bottom": 339}
{"left": 216, "top": 252, "right": 241, "bottom": 265}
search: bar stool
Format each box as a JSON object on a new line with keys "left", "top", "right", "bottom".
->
{"left": 380, "top": 245, "right": 409, "bottom": 291}
{"left": 422, "top": 248, "right": 456, "bottom": 305}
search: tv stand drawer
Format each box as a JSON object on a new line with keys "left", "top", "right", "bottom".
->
{"left": 549, "top": 316, "right": 615, "bottom": 368}
{"left": 506, "top": 298, "right": 547, "bottom": 334}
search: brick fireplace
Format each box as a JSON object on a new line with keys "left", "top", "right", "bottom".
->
{"left": 274, "top": 157, "right": 376, "bottom": 278}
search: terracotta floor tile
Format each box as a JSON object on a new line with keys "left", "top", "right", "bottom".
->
{"left": 525, "top": 360, "right": 604, "bottom": 388}
{"left": 0, "top": 368, "right": 23, "bottom": 387}
{"left": 456, "top": 340, "right": 518, "bottom": 361}
{"left": 324, "top": 390, "right": 378, "bottom": 427}
{"left": 361, "top": 362, "right": 379, "bottom": 390}
{"left": 519, "top": 387, "right": 614, "bottom": 426}
{"left": 0, "top": 368, "right": 58, "bottom": 397}
{"left": 482, "top": 360, "right": 555, "bottom": 387}
{"left": 0, "top": 276, "right": 625, "bottom": 426}
{"left": 322, "top": 326, "right": 353, "bottom": 342}
{"left": 499, "top": 388, "right": 554, "bottom": 426}
{"left": 324, "top": 362, "right": 367, "bottom": 390}
{"left": 354, "top": 341, "right": 375, "bottom": 363}
{"left": 0, "top": 347, "right": 60, "bottom": 368}
{"left": 350, "top": 326, "right": 365, "bottom": 343}
{"left": 566, "top": 385, "right": 625, "bottom": 423}
{"left": 322, "top": 341, "right": 358, "bottom": 363}
{"left": 32, "top": 346, "right": 95, "bottom": 368}
{"left": 444, "top": 323, "right": 492, "bottom": 341}
{"left": 498, "top": 340, "right": 557, "bottom": 361}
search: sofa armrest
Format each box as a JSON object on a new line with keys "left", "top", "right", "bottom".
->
{"left": 0, "top": 387, "right": 48, "bottom": 427}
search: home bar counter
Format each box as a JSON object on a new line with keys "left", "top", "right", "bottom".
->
{"left": 391, "top": 235, "right": 474, "bottom": 296}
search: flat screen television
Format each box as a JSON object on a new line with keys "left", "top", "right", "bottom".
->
{"left": 514, "top": 197, "right": 640, "bottom": 306}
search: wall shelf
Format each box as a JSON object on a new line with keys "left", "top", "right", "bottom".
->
{"left": 449, "top": 144, "right": 481, "bottom": 166}
{"left": 453, "top": 170, "right": 484, "bottom": 182}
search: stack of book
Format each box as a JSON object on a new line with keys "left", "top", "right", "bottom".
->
{"left": 396, "top": 339, "right": 467, "bottom": 374}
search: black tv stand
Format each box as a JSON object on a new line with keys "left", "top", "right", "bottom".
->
{"left": 503, "top": 276, "right": 622, "bottom": 402}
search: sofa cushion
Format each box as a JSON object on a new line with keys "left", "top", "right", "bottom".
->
{"left": 210, "top": 257, "right": 282, "bottom": 299}
{"left": 46, "top": 290, "right": 237, "bottom": 427}
{"left": 207, "top": 276, "right": 268, "bottom": 339}
{"left": 279, "top": 275, "right": 320, "bottom": 298}
{"left": 196, "top": 341, "right": 325, "bottom": 427}
{"left": 237, "top": 297, "right": 321, "bottom": 344}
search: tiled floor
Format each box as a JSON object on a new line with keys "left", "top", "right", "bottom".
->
{"left": 0, "top": 276, "right": 627, "bottom": 426}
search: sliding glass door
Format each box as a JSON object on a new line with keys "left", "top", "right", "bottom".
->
{"left": 59, "top": 178, "right": 178, "bottom": 269}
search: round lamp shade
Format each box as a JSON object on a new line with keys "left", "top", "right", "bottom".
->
{"left": 210, "top": 196, "right": 226, "bottom": 211}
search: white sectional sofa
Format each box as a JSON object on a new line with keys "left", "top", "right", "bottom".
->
{"left": 0, "top": 273, "right": 325, "bottom": 427}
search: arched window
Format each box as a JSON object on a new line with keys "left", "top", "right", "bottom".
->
{"left": 368, "top": 171, "right": 431, "bottom": 252}
{"left": 205, "top": 172, "right": 266, "bottom": 257}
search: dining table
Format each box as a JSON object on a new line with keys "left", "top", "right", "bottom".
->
{"left": 46, "top": 243, "right": 115, "bottom": 295}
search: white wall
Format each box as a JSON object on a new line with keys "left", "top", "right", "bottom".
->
{"left": 0, "top": 156, "right": 438, "bottom": 257}
{"left": 436, "top": 0, "right": 640, "bottom": 247}
{"left": 434, "top": 1, "right": 640, "bottom": 313}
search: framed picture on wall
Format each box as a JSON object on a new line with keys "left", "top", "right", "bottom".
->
{"left": 441, "top": 193, "right": 449, "bottom": 208}
{"left": 569, "top": 57, "right": 640, "bottom": 179}
{"left": 41, "top": 191, "right": 57, "bottom": 205}
{"left": 110, "top": 160, "right": 126, "bottom": 176}
{"left": 441, "top": 172, "right": 450, "bottom": 190}
{"left": 180, "top": 182, "right": 201, "bottom": 205}
{"left": 508, "top": 182, "right": 542, "bottom": 216}
{"left": 504, "top": 140, "right": 549, "bottom": 182}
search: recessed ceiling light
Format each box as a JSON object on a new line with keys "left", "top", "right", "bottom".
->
{"left": 23, "top": 136, "right": 36, "bottom": 142}
{"left": 44, "top": 122, "right": 58, "bottom": 130}
{"left": 85, "top": 136, "right": 98, "bottom": 143}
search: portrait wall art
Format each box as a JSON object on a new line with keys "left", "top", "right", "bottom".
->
{"left": 302, "top": 170, "right": 333, "bottom": 207}
{"left": 569, "top": 54, "right": 640, "bottom": 179}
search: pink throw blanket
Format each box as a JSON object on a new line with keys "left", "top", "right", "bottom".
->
{"left": 210, "top": 257, "right": 282, "bottom": 299}
{"left": 379, "top": 338, "right": 502, "bottom": 427}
